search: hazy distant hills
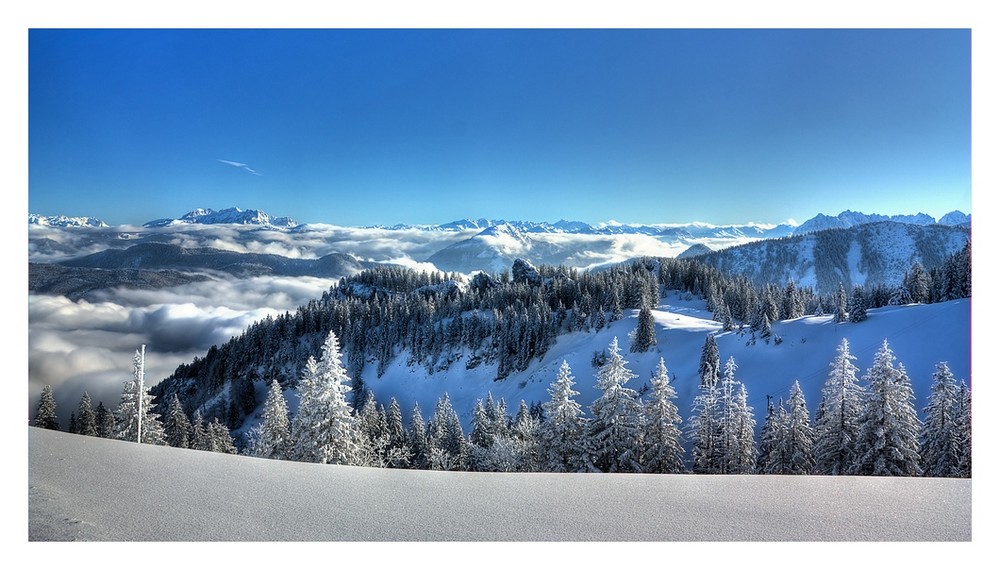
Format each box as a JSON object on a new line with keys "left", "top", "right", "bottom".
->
{"left": 28, "top": 263, "right": 212, "bottom": 301}
{"left": 59, "top": 242, "right": 373, "bottom": 278}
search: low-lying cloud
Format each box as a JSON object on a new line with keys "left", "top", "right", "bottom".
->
{"left": 27, "top": 275, "right": 340, "bottom": 427}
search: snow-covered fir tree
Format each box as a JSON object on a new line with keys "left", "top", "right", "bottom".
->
{"left": 162, "top": 393, "right": 192, "bottom": 449}
{"left": 699, "top": 334, "right": 720, "bottom": 387}
{"left": 510, "top": 400, "right": 541, "bottom": 472}
{"left": 68, "top": 413, "right": 77, "bottom": 434}
{"left": 190, "top": 409, "right": 208, "bottom": 450}
{"left": 642, "top": 358, "right": 684, "bottom": 473}
{"left": 384, "top": 398, "right": 411, "bottom": 469}
{"left": 630, "top": 304, "right": 657, "bottom": 353}
{"left": 290, "top": 332, "right": 361, "bottom": 465}
{"left": 918, "top": 362, "right": 963, "bottom": 477}
{"left": 540, "top": 360, "right": 588, "bottom": 473}
{"left": 689, "top": 358, "right": 721, "bottom": 474}
{"left": 357, "top": 393, "right": 390, "bottom": 467}
{"left": 784, "top": 381, "right": 815, "bottom": 475}
{"left": 251, "top": 379, "right": 292, "bottom": 460}
{"left": 813, "top": 338, "right": 864, "bottom": 475}
{"left": 717, "top": 357, "right": 755, "bottom": 474}
{"left": 848, "top": 285, "right": 868, "bottom": 323}
{"left": 408, "top": 402, "right": 431, "bottom": 470}
{"left": 955, "top": 380, "right": 972, "bottom": 478}
{"left": 33, "top": 385, "right": 59, "bottom": 430}
{"left": 588, "top": 337, "right": 644, "bottom": 473}
{"left": 834, "top": 283, "right": 849, "bottom": 323}
{"left": 207, "top": 417, "right": 237, "bottom": 454}
{"left": 758, "top": 397, "right": 785, "bottom": 474}
{"left": 850, "top": 340, "right": 922, "bottom": 476}
{"left": 427, "top": 393, "right": 467, "bottom": 471}
{"left": 95, "top": 401, "right": 114, "bottom": 438}
{"left": 76, "top": 392, "right": 97, "bottom": 437}
{"left": 114, "top": 347, "right": 165, "bottom": 445}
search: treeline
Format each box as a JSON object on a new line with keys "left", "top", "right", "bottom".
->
{"left": 151, "top": 241, "right": 971, "bottom": 431}
{"left": 32, "top": 330, "right": 971, "bottom": 478}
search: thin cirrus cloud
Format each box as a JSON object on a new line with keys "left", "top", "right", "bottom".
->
{"left": 217, "top": 159, "right": 261, "bottom": 176}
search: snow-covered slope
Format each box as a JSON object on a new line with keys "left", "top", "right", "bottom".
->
{"left": 692, "top": 221, "right": 970, "bottom": 294}
{"left": 28, "top": 427, "right": 971, "bottom": 541}
{"left": 235, "top": 294, "right": 969, "bottom": 445}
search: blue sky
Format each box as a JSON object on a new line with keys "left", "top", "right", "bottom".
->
{"left": 28, "top": 28, "right": 971, "bottom": 227}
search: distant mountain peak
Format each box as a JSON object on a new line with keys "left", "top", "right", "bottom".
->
{"left": 793, "top": 210, "right": 962, "bottom": 235}
{"left": 29, "top": 213, "right": 108, "bottom": 228}
{"left": 143, "top": 207, "right": 297, "bottom": 228}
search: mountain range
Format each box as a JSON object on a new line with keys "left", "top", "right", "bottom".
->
{"left": 28, "top": 207, "right": 972, "bottom": 297}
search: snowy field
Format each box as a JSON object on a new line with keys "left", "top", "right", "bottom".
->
{"left": 28, "top": 427, "right": 969, "bottom": 542}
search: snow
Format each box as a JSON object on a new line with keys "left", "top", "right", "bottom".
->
{"left": 28, "top": 427, "right": 970, "bottom": 541}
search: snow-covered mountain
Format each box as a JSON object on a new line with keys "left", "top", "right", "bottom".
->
{"left": 143, "top": 207, "right": 298, "bottom": 228}
{"left": 792, "top": 210, "right": 968, "bottom": 235}
{"left": 28, "top": 213, "right": 108, "bottom": 228}
{"left": 692, "top": 221, "right": 970, "bottom": 294}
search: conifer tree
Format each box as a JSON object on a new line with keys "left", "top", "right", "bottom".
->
{"left": 190, "top": 409, "right": 208, "bottom": 450}
{"left": 918, "top": 362, "right": 963, "bottom": 477}
{"left": 76, "top": 392, "right": 97, "bottom": 437}
{"left": 689, "top": 359, "right": 721, "bottom": 474}
{"left": 955, "top": 380, "right": 972, "bottom": 478}
{"left": 252, "top": 379, "right": 292, "bottom": 460}
{"left": 813, "top": 338, "right": 864, "bottom": 475}
{"left": 698, "top": 335, "right": 720, "bottom": 388}
{"left": 384, "top": 398, "right": 411, "bottom": 469}
{"left": 95, "top": 401, "right": 115, "bottom": 438}
{"left": 511, "top": 400, "right": 541, "bottom": 471}
{"left": 408, "top": 402, "right": 431, "bottom": 470}
{"left": 848, "top": 285, "right": 868, "bottom": 323}
{"left": 163, "top": 393, "right": 192, "bottom": 449}
{"left": 835, "top": 283, "right": 849, "bottom": 323}
{"left": 68, "top": 412, "right": 78, "bottom": 434}
{"left": 291, "top": 332, "right": 361, "bottom": 465}
{"left": 207, "top": 417, "right": 237, "bottom": 454}
{"left": 758, "top": 397, "right": 783, "bottom": 474}
{"left": 630, "top": 305, "right": 657, "bottom": 353}
{"left": 717, "top": 357, "right": 756, "bottom": 474}
{"left": 643, "top": 358, "right": 685, "bottom": 473}
{"left": 851, "top": 340, "right": 922, "bottom": 476}
{"left": 785, "top": 381, "right": 815, "bottom": 474}
{"left": 427, "top": 393, "right": 467, "bottom": 471}
{"left": 114, "top": 347, "right": 165, "bottom": 445}
{"left": 589, "top": 337, "right": 644, "bottom": 472}
{"left": 33, "top": 385, "right": 59, "bottom": 430}
{"left": 540, "top": 360, "right": 588, "bottom": 473}
{"left": 357, "top": 394, "right": 390, "bottom": 467}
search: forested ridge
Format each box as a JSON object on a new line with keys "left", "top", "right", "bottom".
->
{"left": 148, "top": 240, "right": 970, "bottom": 432}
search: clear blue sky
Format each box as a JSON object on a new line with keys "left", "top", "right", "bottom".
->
{"left": 28, "top": 29, "right": 971, "bottom": 227}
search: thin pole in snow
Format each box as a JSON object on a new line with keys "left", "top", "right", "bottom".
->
{"left": 137, "top": 344, "right": 145, "bottom": 444}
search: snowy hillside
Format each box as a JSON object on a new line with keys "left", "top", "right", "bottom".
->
{"left": 338, "top": 294, "right": 970, "bottom": 439}
{"left": 28, "top": 427, "right": 971, "bottom": 541}
{"left": 692, "top": 221, "right": 970, "bottom": 294}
